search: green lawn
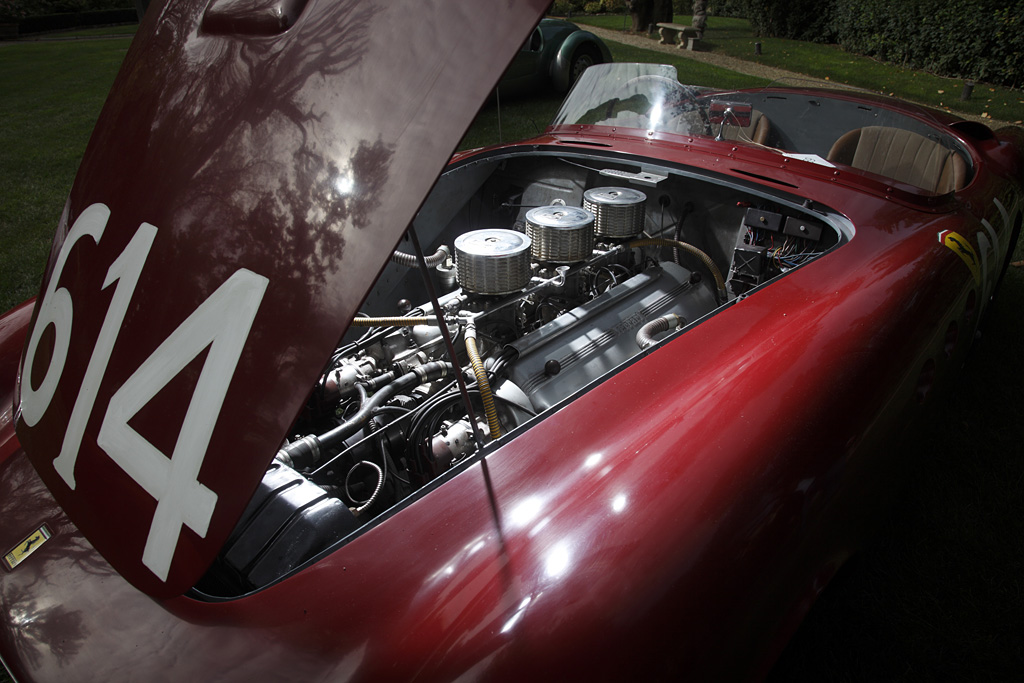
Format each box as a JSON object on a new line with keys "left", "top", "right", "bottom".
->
{"left": 56, "top": 24, "right": 140, "bottom": 37}
{"left": 457, "top": 92, "right": 563, "bottom": 151}
{"left": 575, "top": 13, "right": 1024, "bottom": 124}
{"left": 606, "top": 39, "right": 769, "bottom": 89}
{"left": 0, "top": 37, "right": 128, "bottom": 312}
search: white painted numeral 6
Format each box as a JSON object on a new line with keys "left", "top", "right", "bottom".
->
{"left": 20, "top": 203, "right": 269, "bottom": 582}
{"left": 20, "top": 204, "right": 111, "bottom": 426}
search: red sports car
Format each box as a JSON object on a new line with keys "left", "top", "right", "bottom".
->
{"left": 1, "top": 1, "right": 1021, "bottom": 680}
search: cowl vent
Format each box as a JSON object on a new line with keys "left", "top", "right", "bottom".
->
{"left": 202, "top": 0, "right": 309, "bottom": 36}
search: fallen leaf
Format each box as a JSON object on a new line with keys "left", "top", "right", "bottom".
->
{"left": 938, "top": 89, "right": 945, "bottom": 94}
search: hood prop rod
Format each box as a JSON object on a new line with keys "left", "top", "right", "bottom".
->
{"left": 408, "top": 226, "right": 487, "bottom": 451}
{"left": 409, "top": 227, "right": 509, "bottom": 556}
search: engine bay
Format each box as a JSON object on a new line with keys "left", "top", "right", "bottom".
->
{"left": 194, "top": 150, "right": 847, "bottom": 597}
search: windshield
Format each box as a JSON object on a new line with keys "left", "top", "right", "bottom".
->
{"left": 552, "top": 64, "right": 717, "bottom": 138}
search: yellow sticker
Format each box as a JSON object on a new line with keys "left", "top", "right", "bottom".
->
{"left": 2, "top": 525, "right": 52, "bottom": 571}
{"left": 939, "top": 230, "right": 981, "bottom": 285}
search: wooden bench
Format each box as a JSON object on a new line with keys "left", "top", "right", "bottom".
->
{"left": 656, "top": 22, "right": 703, "bottom": 50}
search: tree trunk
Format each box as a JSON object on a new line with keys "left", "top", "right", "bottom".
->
{"left": 627, "top": 0, "right": 673, "bottom": 33}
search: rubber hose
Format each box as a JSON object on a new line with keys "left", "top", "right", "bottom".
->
{"left": 358, "top": 370, "right": 398, "bottom": 393}
{"left": 279, "top": 361, "right": 452, "bottom": 460}
{"left": 628, "top": 237, "right": 726, "bottom": 299}
{"left": 464, "top": 323, "right": 501, "bottom": 439}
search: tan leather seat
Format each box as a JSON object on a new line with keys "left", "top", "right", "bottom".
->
{"left": 720, "top": 109, "right": 771, "bottom": 145}
{"left": 827, "top": 126, "right": 967, "bottom": 193}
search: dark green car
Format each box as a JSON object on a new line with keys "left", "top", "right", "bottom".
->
{"left": 499, "top": 18, "right": 613, "bottom": 95}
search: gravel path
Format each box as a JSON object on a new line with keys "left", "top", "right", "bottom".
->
{"left": 585, "top": 24, "right": 1013, "bottom": 128}
{"left": 585, "top": 24, "right": 831, "bottom": 87}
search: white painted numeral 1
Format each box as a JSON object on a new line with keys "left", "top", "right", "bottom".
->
{"left": 53, "top": 222, "right": 157, "bottom": 488}
{"left": 20, "top": 202, "right": 269, "bottom": 582}
{"left": 98, "top": 269, "right": 267, "bottom": 581}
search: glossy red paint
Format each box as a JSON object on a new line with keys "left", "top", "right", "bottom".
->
{"left": 12, "top": 0, "right": 551, "bottom": 597}
{"left": 2, "top": 7, "right": 1024, "bottom": 683}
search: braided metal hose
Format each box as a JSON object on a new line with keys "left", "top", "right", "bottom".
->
{"left": 635, "top": 313, "right": 683, "bottom": 350}
{"left": 349, "top": 316, "right": 436, "bottom": 327}
{"left": 464, "top": 322, "right": 501, "bottom": 439}
{"left": 391, "top": 245, "right": 450, "bottom": 267}
{"left": 628, "top": 237, "right": 726, "bottom": 299}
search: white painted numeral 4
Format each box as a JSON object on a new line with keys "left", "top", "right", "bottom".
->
{"left": 98, "top": 270, "right": 266, "bottom": 580}
{"left": 20, "top": 203, "right": 268, "bottom": 582}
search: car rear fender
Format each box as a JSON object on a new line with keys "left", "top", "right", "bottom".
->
{"left": 550, "top": 30, "right": 610, "bottom": 93}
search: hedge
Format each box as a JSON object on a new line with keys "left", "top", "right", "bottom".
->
{"left": 0, "top": 0, "right": 127, "bottom": 22}
{"left": 832, "top": 0, "right": 1024, "bottom": 88}
{"left": 746, "top": 0, "right": 1024, "bottom": 88}
{"left": 13, "top": 7, "right": 136, "bottom": 33}
{"left": 746, "top": 0, "right": 835, "bottom": 43}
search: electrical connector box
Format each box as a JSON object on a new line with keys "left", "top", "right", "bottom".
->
{"left": 782, "top": 216, "right": 822, "bottom": 241}
{"left": 731, "top": 244, "right": 767, "bottom": 291}
{"left": 743, "top": 208, "right": 782, "bottom": 232}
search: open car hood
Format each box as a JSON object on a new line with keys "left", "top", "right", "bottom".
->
{"left": 14, "top": 0, "right": 549, "bottom": 597}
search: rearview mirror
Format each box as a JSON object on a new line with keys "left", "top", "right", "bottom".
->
{"left": 709, "top": 100, "right": 753, "bottom": 127}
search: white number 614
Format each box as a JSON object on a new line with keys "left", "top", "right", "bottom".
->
{"left": 19, "top": 203, "right": 268, "bottom": 582}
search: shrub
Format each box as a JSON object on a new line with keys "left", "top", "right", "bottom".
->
{"left": 833, "top": 0, "right": 1024, "bottom": 87}
{"left": 743, "top": 0, "right": 1022, "bottom": 87}
{"left": 746, "top": 0, "right": 836, "bottom": 42}
{"left": 673, "top": 0, "right": 746, "bottom": 16}
{"left": 17, "top": 8, "right": 134, "bottom": 32}
{"left": 550, "top": 0, "right": 587, "bottom": 16}
{"left": 709, "top": 0, "right": 747, "bottom": 17}
{"left": 1, "top": 0, "right": 128, "bottom": 22}
{"left": 0, "top": 0, "right": 28, "bottom": 21}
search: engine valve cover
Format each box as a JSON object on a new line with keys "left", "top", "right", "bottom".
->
{"left": 508, "top": 261, "right": 715, "bottom": 411}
